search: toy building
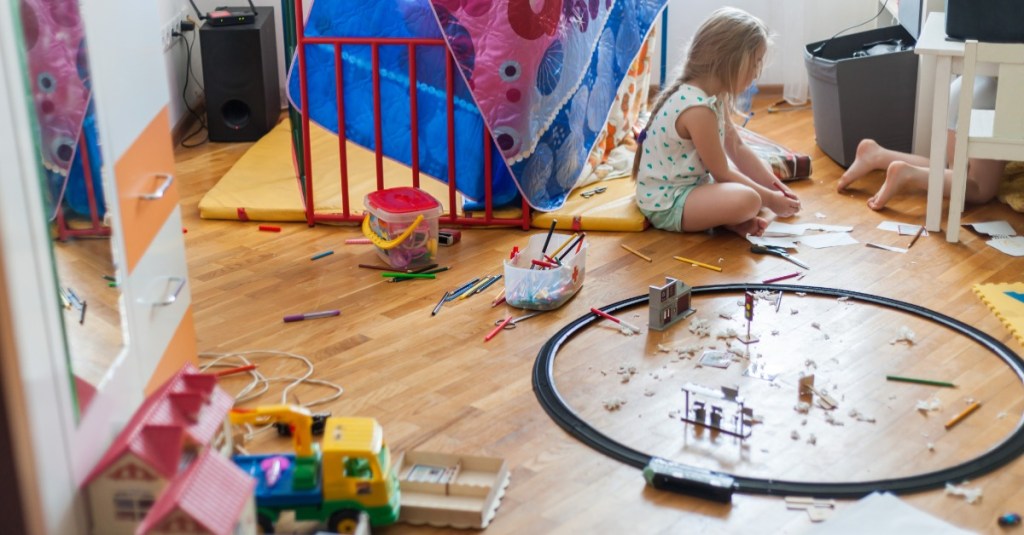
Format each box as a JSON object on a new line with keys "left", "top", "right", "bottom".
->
{"left": 649, "top": 277, "right": 696, "bottom": 331}
{"left": 680, "top": 383, "right": 755, "bottom": 439}
{"left": 82, "top": 363, "right": 256, "bottom": 535}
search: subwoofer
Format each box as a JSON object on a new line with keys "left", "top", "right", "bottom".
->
{"left": 199, "top": 6, "right": 280, "bottom": 142}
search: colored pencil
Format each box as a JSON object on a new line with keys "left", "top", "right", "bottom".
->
{"left": 590, "top": 307, "right": 641, "bottom": 333}
{"left": 556, "top": 233, "right": 586, "bottom": 262}
{"left": 908, "top": 224, "right": 926, "bottom": 249}
{"left": 258, "top": 225, "right": 281, "bottom": 232}
{"left": 446, "top": 278, "right": 481, "bottom": 301}
{"left": 944, "top": 401, "right": 981, "bottom": 430}
{"left": 673, "top": 255, "right": 722, "bottom": 272}
{"left": 358, "top": 263, "right": 393, "bottom": 271}
{"left": 540, "top": 219, "right": 558, "bottom": 255}
{"left": 485, "top": 315, "right": 513, "bottom": 341}
{"left": 209, "top": 364, "right": 258, "bottom": 377}
{"left": 311, "top": 250, "right": 334, "bottom": 261}
{"left": 345, "top": 238, "right": 372, "bottom": 244}
{"left": 886, "top": 375, "right": 956, "bottom": 388}
{"left": 431, "top": 291, "right": 451, "bottom": 316}
{"left": 620, "top": 244, "right": 652, "bottom": 262}
{"left": 491, "top": 288, "right": 506, "bottom": 307}
{"left": 458, "top": 277, "right": 493, "bottom": 300}
{"left": 762, "top": 272, "right": 800, "bottom": 284}
{"left": 283, "top": 309, "right": 340, "bottom": 323}
{"left": 381, "top": 272, "right": 436, "bottom": 279}
{"left": 474, "top": 275, "right": 503, "bottom": 295}
{"left": 548, "top": 233, "right": 578, "bottom": 260}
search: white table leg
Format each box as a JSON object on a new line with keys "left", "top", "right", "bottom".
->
{"left": 913, "top": 54, "right": 936, "bottom": 156}
{"left": 926, "top": 56, "right": 951, "bottom": 234}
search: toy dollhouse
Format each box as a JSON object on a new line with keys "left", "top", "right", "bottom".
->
{"left": 82, "top": 363, "right": 256, "bottom": 535}
{"left": 649, "top": 277, "right": 695, "bottom": 331}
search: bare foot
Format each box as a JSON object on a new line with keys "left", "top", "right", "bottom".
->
{"left": 725, "top": 216, "right": 769, "bottom": 237}
{"left": 765, "top": 190, "right": 801, "bottom": 218}
{"left": 837, "top": 139, "right": 884, "bottom": 191}
{"left": 867, "top": 161, "right": 914, "bottom": 210}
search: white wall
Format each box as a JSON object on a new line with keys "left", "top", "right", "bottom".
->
{"left": 159, "top": 0, "right": 291, "bottom": 132}
{"left": 654, "top": 0, "right": 884, "bottom": 87}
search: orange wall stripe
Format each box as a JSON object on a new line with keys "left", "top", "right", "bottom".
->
{"left": 144, "top": 307, "right": 198, "bottom": 395}
{"left": 116, "top": 106, "right": 178, "bottom": 274}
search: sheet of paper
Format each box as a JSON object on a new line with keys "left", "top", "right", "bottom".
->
{"left": 764, "top": 221, "right": 806, "bottom": 236}
{"left": 878, "top": 221, "right": 928, "bottom": 236}
{"left": 805, "top": 492, "right": 973, "bottom": 535}
{"left": 866, "top": 243, "right": 908, "bottom": 254}
{"left": 699, "top": 350, "right": 732, "bottom": 369}
{"left": 965, "top": 220, "right": 1017, "bottom": 237}
{"left": 799, "top": 233, "right": 859, "bottom": 249}
{"left": 801, "top": 223, "right": 854, "bottom": 233}
{"left": 988, "top": 236, "right": 1024, "bottom": 257}
{"left": 748, "top": 235, "right": 800, "bottom": 249}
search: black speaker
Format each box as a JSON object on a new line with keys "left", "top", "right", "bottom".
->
{"left": 199, "top": 6, "right": 280, "bottom": 142}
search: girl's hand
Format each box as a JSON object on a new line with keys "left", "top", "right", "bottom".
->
{"left": 767, "top": 190, "right": 801, "bottom": 218}
{"left": 773, "top": 180, "right": 798, "bottom": 200}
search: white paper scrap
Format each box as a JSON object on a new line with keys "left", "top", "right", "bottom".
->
{"left": 866, "top": 243, "right": 908, "bottom": 254}
{"left": 805, "top": 492, "right": 973, "bottom": 534}
{"left": 799, "top": 233, "right": 860, "bottom": 249}
{"left": 964, "top": 220, "right": 1017, "bottom": 237}
{"left": 878, "top": 221, "right": 928, "bottom": 236}
{"left": 764, "top": 221, "right": 807, "bottom": 237}
{"left": 748, "top": 235, "right": 800, "bottom": 249}
{"left": 988, "top": 236, "right": 1024, "bottom": 257}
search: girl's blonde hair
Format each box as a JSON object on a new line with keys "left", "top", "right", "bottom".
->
{"left": 632, "top": 7, "right": 768, "bottom": 179}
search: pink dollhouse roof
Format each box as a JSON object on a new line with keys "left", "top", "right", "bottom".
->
{"left": 136, "top": 449, "right": 255, "bottom": 535}
{"left": 83, "top": 363, "right": 235, "bottom": 485}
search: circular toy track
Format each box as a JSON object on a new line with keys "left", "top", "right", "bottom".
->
{"left": 532, "top": 283, "right": 1024, "bottom": 498}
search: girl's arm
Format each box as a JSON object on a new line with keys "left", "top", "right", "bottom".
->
{"left": 722, "top": 119, "right": 798, "bottom": 200}
{"left": 679, "top": 107, "right": 800, "bottom": 217}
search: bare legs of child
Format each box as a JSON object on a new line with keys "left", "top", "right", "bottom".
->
{"left": 836, "top": 136, "right": 1007, "bottom": 210}
{"left": 681, "top": 183, "right": 770, "bottom": 237}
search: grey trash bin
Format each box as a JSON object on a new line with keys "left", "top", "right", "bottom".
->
{"left": 804, "top": 24, "right": 918, "bottom": 168}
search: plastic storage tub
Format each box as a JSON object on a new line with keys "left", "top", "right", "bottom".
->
{"left": 804, "top": 24, "right": 918, "bottom": 168}
{"left": 504, "top": 233, "right": 586, "bottom": 311}
{"left": 362, "top": 187, "right": 441, "bottom": 270}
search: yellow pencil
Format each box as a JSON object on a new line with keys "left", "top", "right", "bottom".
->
{"left": 548, "top": 233, "right": 579, "bottom": 260}
{"left": 944, "top": 401, "right": 981, "bottom": 430}
{"left": 620, "top": 244, "right": 652, "bottom": 262}
{"left": 673, "top": 255, "right": 722, "bottom": 272}
{"left": 458, "top": 277, "right": 492, "bottom": 300}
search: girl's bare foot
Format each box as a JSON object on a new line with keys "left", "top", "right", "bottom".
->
{"left": 867, "top": 161, "right": 915, "bottom": 210}
{"left": 838, "top": 139, "right": 884, "bottom": 191}
{"left": 725, "top": 216, "right": 769, "bottom": 237}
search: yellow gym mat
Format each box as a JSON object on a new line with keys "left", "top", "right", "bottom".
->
{"left": 974, "top": 282, "right": 1024, "bottom": 347}
{"left": 199, "top": 120, "right": 470, "bottom": 222}
{"left": 530, "top": 177, "right": 649, "bottom": 232}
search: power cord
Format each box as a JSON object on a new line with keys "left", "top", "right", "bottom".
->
{"left": 810, "top": 0, "right": 889, "bottom": 58}
{"left": 173, "top": 18, "right": 208, "bottom": 148}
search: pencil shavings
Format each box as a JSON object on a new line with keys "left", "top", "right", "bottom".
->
{"left": 689, "top": 318, "right": 711, "bottom": 337}
{"left": 848, "top": 409, "right": 876, "bottom": 423}
{"left": 944, "top": 482, "right": 983, "bottom": 504}
{"left": 890, "top": 326, "right": 917, "bottom": 345}
{"left": 603, "top": 398, "right": 627, "bottom": 411}
{"left": 716, "top": 328, "right": 740, "bottom": 340}
{"left": 916, "top": 397, "right": 942, "bottom": 412}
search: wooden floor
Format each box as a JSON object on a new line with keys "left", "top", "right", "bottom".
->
{"left": 172, "top": 92, "right": 1024, "bottom": 534}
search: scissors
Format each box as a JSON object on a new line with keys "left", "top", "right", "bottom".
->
{"left": 750, "top": 244, "right": 810, "bottom": 270}
{"left": 494, "top": 311, "right": 545, "bottom": 329}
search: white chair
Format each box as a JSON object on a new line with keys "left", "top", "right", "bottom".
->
{"left": 946, "top": 40, "right": 1024, "bottom": 242}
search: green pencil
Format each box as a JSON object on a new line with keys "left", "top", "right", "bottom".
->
{"left": 381, "top": 272, "right": 436, "bottom": 279}
{"left": 886, "top": 375, "right": 956, "bottom": 388}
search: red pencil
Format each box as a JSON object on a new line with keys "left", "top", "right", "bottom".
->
{"left": 485, "top": 315, "right": 513, "bottom": 341}
{"left": 762, "top": 272, "right": 800, "bottom": 284}
{"left": 590, "top": 307, "right": 641, "bottom": 333}
{"left": 258, "top": 225, "right": 281, "bottom": 232}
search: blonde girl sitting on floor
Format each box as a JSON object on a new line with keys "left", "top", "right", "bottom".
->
{"left": 632, "top": 7, "right": 800, "bottom": 238}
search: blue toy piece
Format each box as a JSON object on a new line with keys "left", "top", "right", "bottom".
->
{"left": 998, "top": 512, "right": 1021, "bottom": 527}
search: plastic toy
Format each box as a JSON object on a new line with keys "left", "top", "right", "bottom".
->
{"left": 680, "top": 382, "right": 755, "bottom": 438}
{"left": 83, "top": 363, "right": 257, "bottom": 535}
{"left": 648, "top": 277, "right": 695, "bottom": 331}
{"left": 228, "top": 404, "right": 510, "bottom": 533}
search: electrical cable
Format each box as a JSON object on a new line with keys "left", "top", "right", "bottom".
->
{"left": 810, "top": 0, "right": 890, "bottom": 58}
{"left": 533, "top": 284, "right": 1024, "bottom": 498}
{"left": 177, "top": 29, "right": 208, "bottom": 148}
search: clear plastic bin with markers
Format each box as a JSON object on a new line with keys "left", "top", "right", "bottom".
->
{"left": 362, "top": 187, "right": 441, "bottom": 270}
{"left": 504, "top": 233, "right": 586, "bottom": 311}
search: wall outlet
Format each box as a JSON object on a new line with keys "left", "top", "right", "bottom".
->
{"left": 161, "top": 6, "right": 191, "bottom": 51}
